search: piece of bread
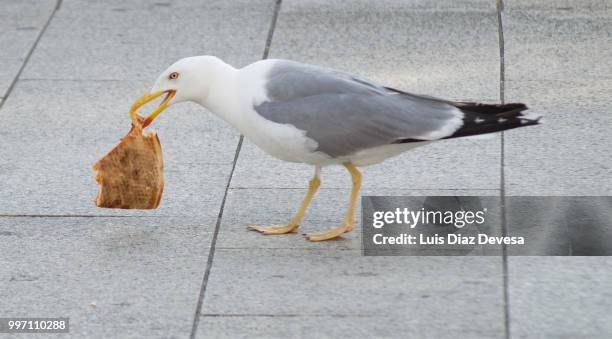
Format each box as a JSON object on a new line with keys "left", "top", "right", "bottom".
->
{"left": 93, "top": 121, "right": 164, "bottom": 209}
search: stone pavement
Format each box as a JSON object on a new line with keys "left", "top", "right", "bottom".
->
{"left": 0, "top": 0, "right": 610, "bottom": 338}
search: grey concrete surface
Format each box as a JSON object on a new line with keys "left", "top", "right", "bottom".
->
{"left": 0, "top": 0, "right": 610, "bottom": 338}
{"left": 503, "top": 1, "right": 612, "bottom": 195}
{"left": 0, "top": 216, "right": 212, "bottom": 338}
{"left": 198, "top": 315, "right": 502, "bottom": 339}
{"left": 508, "top": 258, "right": 612, "bottom": 338}
{"left": 21, "top": 0, "right": 276, "bottom": 80}
{"left": 502, "top": 1, "right": 612, "bottom": 338}
{"left": 199, "top": 250, "right": 504, "bottom": 339}
{"left": 0, "top": 0, "right": 55, "bottom": 97}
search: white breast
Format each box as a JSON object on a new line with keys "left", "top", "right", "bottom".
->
{"left": 241, "top": 108, "right": 331, "bottom": 164}
{"left": 212, "top": 61, "right": 330, "bottom": 164}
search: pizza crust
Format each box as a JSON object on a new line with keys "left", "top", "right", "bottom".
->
{"left": 93, "top": 120, "right": 164, "bottom": 209}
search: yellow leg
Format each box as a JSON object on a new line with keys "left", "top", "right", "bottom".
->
{"left": 248, "top": 170, "right": 321, "bottom": 235}
{"left": 305, "top": 163, "right": 362, "bottom": 242}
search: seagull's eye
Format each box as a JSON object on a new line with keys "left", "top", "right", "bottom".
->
{"left": 168, "top": 72, "right": 179, "bottom": 80}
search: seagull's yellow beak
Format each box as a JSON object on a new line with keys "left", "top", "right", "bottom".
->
{"left": 129, "top": 89, "right": 176, "bottom": 127}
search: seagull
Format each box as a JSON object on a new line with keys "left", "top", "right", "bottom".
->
{"left": 130, "top": 56, "right": 540, "bottom": 241}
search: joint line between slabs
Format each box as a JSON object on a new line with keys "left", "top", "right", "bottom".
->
{"left": 496, "top": 1, "right": 511, "bottom": 339}
{"left": 0, "top": 0, "right": 59, "bottom": 111}
{"left": 189, "top": 1, "right": 283, "bottom": 338}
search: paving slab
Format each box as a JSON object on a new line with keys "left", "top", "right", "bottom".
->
{"left": 507, "top": 258, "right": 612, "bottom": 338}
{"left": 0, "top": 0, "right": 56, "bottom": 96}
{"left": 21, "top": 0, "right": 277, "bottom": 80}
{"left": 503, "top": 80, "right": 611, "bottom": 195}
{"left": 0, "top": 80, "right": 236, "bottom": 216}
{"left": 504, "top": 2, "right": 612, "bottom": 81}
{"left": 277, "top": 0, "right": 497, "bottom": 12}
{"left": 197, "top": 249, "right": 504, "bottom": 339}
{"left": 0, "top": 216, "right": 212, "bottom": 338}
{"left": 231, "top": 0, "right": 503, "bottom": 191}
{"left": 503, "top": 3, "right": 612, "bottom": 338}
{"left": 502, "top": 2, "right": 611, "bottom": 195}
{"left": 507, "top": 0, "right": 610, "bottom": 11}
{"left": 198, "top": 314, "right": 501, "bottom": 339}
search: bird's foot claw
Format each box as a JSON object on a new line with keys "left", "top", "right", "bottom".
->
{"left": 304, "top": 222, "right": 353, "bottom": 242}
{"left": 248, "top": 224, "right": 299, "bottom": 235}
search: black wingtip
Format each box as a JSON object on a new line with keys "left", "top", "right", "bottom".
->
{"left": 392, "top": 102, "right": 543, "bottom": 144}
{"left": 454, "top": 102, "right": 529, "bottom": 115}
{"left": 442, "top": 103, "right": 542, "bottom": 139}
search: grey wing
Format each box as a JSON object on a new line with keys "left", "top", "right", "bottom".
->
{"left": 262, "top": 60, "right": 389, "bottom": 100}
{"left": 255, "top": 61, "right": 464, "bottom": 157}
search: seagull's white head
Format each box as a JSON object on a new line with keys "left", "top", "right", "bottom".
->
{"left": 130, "top": 55, "right": 231, "bottom": 127}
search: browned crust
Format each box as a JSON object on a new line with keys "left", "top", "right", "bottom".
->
{"left": 93, "top": 125, "right": 164, "bottom": 209}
